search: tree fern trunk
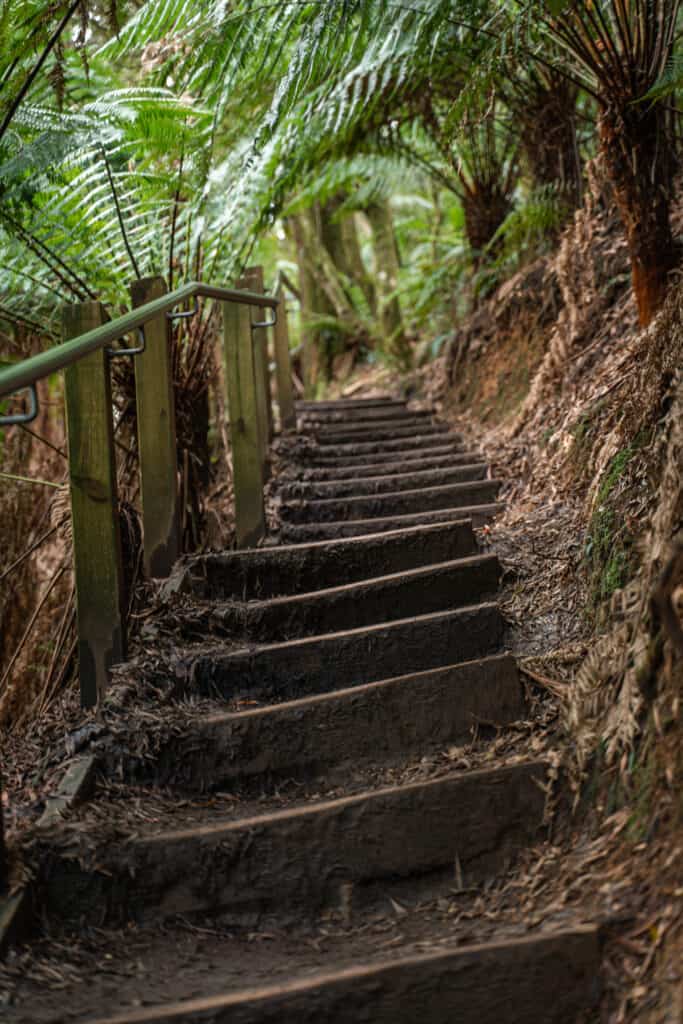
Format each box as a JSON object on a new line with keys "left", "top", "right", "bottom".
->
{"left": 519, "top": 83, "right": 580, "bottom": 210}
{"left": 599, "top": 103, "right": 676, "bottom": 327}
{"left": 461, "top": 187, "right": 511, "bottom": 267}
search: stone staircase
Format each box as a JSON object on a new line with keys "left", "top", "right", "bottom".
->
{"left": 14, "top": 396, "right": 600, "bottom": 1023}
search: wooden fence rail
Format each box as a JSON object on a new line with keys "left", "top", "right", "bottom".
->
{"left": 0, "top": 269, "right": 296, "bottom": 712}
{"left": 0, "top": 270, "right": 298, "bottom": 890}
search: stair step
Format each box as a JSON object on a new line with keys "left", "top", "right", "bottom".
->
{"left": 46, "top": 762, "right": 547, "bottom": 928}
{"left": 295, "top": 397, "right": 403, "bottom": 411}
{"left": 298, "top": 404, "right": 426, "bottom": 424}
{"left": 131, "top": 655, "right": 523, "bottom": 792}
{"left": 278, "top": 503, "right": 504, "bottom": 541}
{"left": 300, "top": 450, "right": 483, "bottom": 480}
{"left": 311, "top": 422, "right": 450, "bottom": 445}
{"left": 187, "top": 603, "right": 503, "bottom": 702}
{"left": 310, "top": 434, "right": 465, "bottom": 459}
{"left": 307, "top": 440, "right": 467, "bottom": 466}
{"left": 175, "top": 555, "right": 500, "bottom": 643}
{"left": 310, "top": 414, "right": 437, "bottom": 437}
{"left": 280, "top": 462, "right": 488, "bottom": 500}
{"left": 6, "top": 389, "right": 602, "bottom": 1024}
{"left": 280, "top": 480, "right": 502, "bottom": 523}
{"left": 82, "top": 926, "right": 600, "bottom": 1024}
{"left": 165, "top": 519, "right": 477, "bottom": 601}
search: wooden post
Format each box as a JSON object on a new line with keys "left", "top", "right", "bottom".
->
{"left": 273, "top": 284, "right": 296, "bottom": 431}
{"left": 130, "top": 276, "right": 180, "bottom": 578}
{"left": 0, "top": 767, "right": 7, "bottom": 894}
{"left": 221, "top": 300, "right": 266, "bottom": 548}
{"left": 239, "top": 267, "right": 272, "bottom": 479}
{"left": 63, "top": 302, "right": 126, "bottom": 708}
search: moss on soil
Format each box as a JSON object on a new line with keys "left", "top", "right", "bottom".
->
{"left": 584, "top": 443, "right": 642, "bottom": 613}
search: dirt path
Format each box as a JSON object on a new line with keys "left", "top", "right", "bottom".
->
{"left": 0, "top": 396, "right": 601, "bottom": 1022}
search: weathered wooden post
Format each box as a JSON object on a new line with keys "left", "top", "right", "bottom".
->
{"left": 239, "top": 266, "right": 272, "bottom": 479}
{"left": 221, "top": 300, "right": 266, "bottom": 547}
{"left": 130, "top": 277, "right": 180, "bottom": 578}
{"left": 63, "top": 302, "right": 126, "bottom": 708}
{"left": 0, "top": 769, "right": 7, "bottom": 894}
{"left": 273, "top": 284, "right": 296, "bottom": 431}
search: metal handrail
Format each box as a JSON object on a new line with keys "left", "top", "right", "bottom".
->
{"left": 0, "top": 281, "right": 278, "bottom": 401}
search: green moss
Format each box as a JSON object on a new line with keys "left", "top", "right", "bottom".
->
{"left": 584, "top": 444, "right": 641, "bottom": 612}
{"left": 596, "top": 446, "right": 636, "bottom": 504}
{"left": 625, "top": 742, "right": 658, "bottom": 839}
{"left": 568, "top": 400, "right": 609, "bottom": 477}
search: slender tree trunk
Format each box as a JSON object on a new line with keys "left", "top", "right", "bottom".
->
{"left": 326, "top": 201, "right": 377, "bottom": 317}
{"left": 289, "top": 213, "right": 320, "bottom": 396}
{"left": 519, "top": 84, "right": 580, "bottom": 209}
{"left": 320, "top": 197, "right": 351, "bottom": 283}
{"left": 599, "top": 102, "right": 676, "bottom": 327}
{"left": 0, "top": 767, "right": 6, "bottom": 893}
{"left": 320, "top": 200, "right": 378, "bottom": 377}
{"left": 292, "top": 203, "right": 374, "bottom": 387}
{"left": 366, "top": 201, "right": 411, "bottom": 369}
{"left": 430, "top": 183, "right": 444, "bottom": 266}
{"left": 305, "top": 204, "right": 358, "bottom": 323}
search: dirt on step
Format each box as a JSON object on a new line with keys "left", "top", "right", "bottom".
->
{"left": 1, "top": 775, "right": 676, "bottom": 1023}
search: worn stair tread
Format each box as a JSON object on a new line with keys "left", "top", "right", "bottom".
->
{"left": 309, "top": 414, "right": 437, "bottom": 436}
{"left": 309, "top": 433, "right": 466, "bottom": 459}
{"left": 298, "top": 449, "right": 483, "bottom": 480}
{"left": 165, "top": 519, "right": 477, "bottom": 601}
{"left": 16, "top": 392, "right": 587, "bottom": 1024}
{"left": 311, "top": 422, "right": 450, "bottom": 445}
{"left": 280, "top": 479, "right": 502, "bottom": 523}
{"left": 174, "top": 554, "right": 500, "bottom": 642}
{"left": 79, "top": 925, "right": 601, "bottom": 1024}
{"left": 295, "top": 397, "right": 403, "bottom": 411}
{"left": 300, "top": 402, "right": 425, "bottom": 417}
{"left": 46, "top": 762, "right": 547, "bottom": 928}
{"left": 187, "top": 602, "right": 504, "bottom": 702}
{"left": 306, "top": 440, "right": 468, "bottom": 466}
{"left": 135, "top": 654, "right": 523, "bottom": 792}
{"left": 278, "top": 502, "right": 504, "bottom": 540}
{"left": 279, "top": 462, "right": 489, "bottom": 499}
{"left": 298, "top": 404, "right": 427, "bottom": 424}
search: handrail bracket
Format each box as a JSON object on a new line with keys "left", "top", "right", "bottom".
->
{"left": 0, "top": 383, "right": 38, "bottom": 426}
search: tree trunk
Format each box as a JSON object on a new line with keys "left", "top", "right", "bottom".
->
{"left": 305, "top": 204, "right": 360, "bottom": 324}
{"left": 320, "top": 197, "right": 353, "bottom": 286}
{"left": 292, "top": 203, "right": 377, "bottom": 388}
{"left": 366, "top": 201, "right": 411, "bottom": 369}
{"left": 289, "top": 213, "right": 321, "bottom": 396}
{"left": 333, "top": 203, "right": 376, "bottom": 315}
{"left": 461, "top": 186, "right": 511, "bottom": 266}
{"left": 599, "top": 102, "right": 676, "bottom": 327}
{"left": 0, "top": 766, "right": 6, "bottom": 893}
{"left": 518, "top": 81, "right": 580, "bottom": 209}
